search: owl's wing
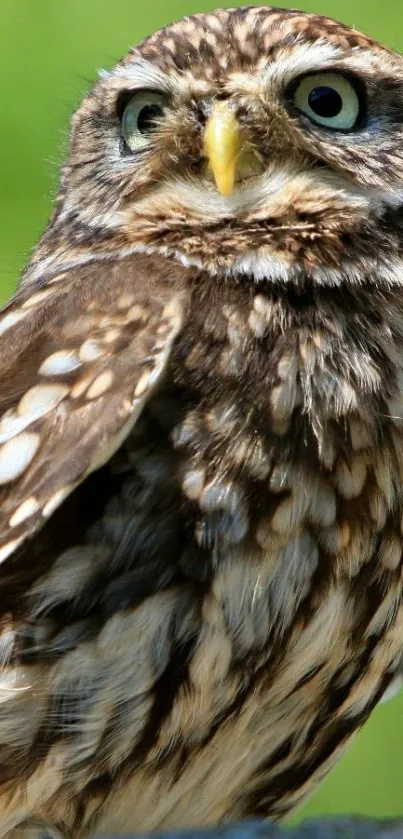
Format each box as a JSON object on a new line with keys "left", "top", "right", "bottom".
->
{"left": 0, "top": 253, "right": 189, "bottom": 562}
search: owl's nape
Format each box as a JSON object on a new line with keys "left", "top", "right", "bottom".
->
{"left": 1, "top": 6, "right": 403, "bottom": 839}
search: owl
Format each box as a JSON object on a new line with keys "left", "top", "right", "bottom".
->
{"left": 1, "top": 5, "right": 403, "bottom": 838}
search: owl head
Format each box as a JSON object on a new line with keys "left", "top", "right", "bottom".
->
{"left": 33, "top": 7, "right": 403, "bottom": 287}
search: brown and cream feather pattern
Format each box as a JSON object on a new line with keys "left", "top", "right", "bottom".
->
{"left": 1, "top": 6, "right": 403, "bottom": 839}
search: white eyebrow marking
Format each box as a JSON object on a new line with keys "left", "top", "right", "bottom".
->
{"left": 105, "top": 57, "right": 212, "bottom": 97}
{"left": 105, "top": 59, "right": 174, "bottom": 92}
{"left": 105, "top": 40, "right": 343, "bottom": 102}
{"left": 263, "top": 40, "right": 343, "bottom": 86}
{"left": 226, "top": 41, "right": 344, "bottom": 96}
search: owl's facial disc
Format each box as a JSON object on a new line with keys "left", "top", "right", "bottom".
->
{"left": 114, "top": 64, "right": 378, "bottom": 275}
{"left": 52, "top": 7, "right": 403, "bottom": 284}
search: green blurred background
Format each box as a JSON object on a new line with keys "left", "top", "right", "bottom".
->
{"left": 1, "top": 0, "right": 402, "bottom": 822}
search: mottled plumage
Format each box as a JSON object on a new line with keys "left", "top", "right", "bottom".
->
{"left": 1, "top": 6, "right": 403, "bottom": 838}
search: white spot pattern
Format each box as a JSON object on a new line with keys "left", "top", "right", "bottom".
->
{"left": 0, "top": 538, "right": 24, "bottom": 564}
{"left": 0, "top": 413, "right": 35, "bottom": 445}
{"left": 79, "top": 340, "right": 105, "bottom": 362}
{"left": 42, "top": 487, "right": 74, "bottom": 518}
{"left": 0, "top": 433, "right": 40, "bottom": 484}
{"left": 21, "top": 288, "right": 54, "bottom": 308}
{"left": 86, "top": 371, "right": 114, "bottom": 399}
{"left": 134, "top": 371, "right": 152, "bottom": 397}
{"left": 18, "top": 384, "right": 69, "bottom": 421}
{"left": 9, "top": 497, "right": 40, "bottom": 528}
{"left": 0, "top": 311, "right": 28, "bottom": 337}
{"left": 39, "top": 350, "right": 82, "bottom": 376}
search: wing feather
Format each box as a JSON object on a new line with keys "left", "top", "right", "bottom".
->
{"left": 0, "top": 254, "right": 189, "bottom": 560}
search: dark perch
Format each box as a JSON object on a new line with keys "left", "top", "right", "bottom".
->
{"left": 103, "top": 821, "right": 403, "bottom": 839}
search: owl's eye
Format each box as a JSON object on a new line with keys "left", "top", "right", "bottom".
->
{"left": 291, "top": 73, "right": 362, "bottom": 131}
{"left": 120, "top": 91, "right": 170, "bottom": 152}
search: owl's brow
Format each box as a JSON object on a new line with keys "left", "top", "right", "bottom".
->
{"left": 100, "top": 59, "right": 172, "bottom": 90}
{"left": 103, "top": 41, "right": 351, "bottom": 102}
{"left": 100, "top": 58, "right": 210, "bottom": 96}
{"left": 259, "top": 40, "right": 344, "bottom": 85}
{"left": 223, "top": 41, "right": 347, "bottom": 99}
{"left": 100, "top": 58, "right": 215, "bottom": 97}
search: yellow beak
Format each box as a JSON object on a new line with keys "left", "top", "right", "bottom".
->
{"left": 203, "top": 101, "right": 242, "bottom": 197}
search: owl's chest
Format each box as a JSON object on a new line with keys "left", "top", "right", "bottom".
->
{"left": 171, "top": 280, "right": 390, "bottom": 456}
{"left": 158, "top": 282, "right": 403, "bottom": 661}
{"left": 9, "top": 295, "right": 403, "bottom": 833}
{"left": 111, "top": 295, "right": 403, "bottom": 825}
{"left": 167, "top": 284, "right": 402, "bottom": 566}
{"left": 93, "top": 368, "right": 403, "bottom": 829}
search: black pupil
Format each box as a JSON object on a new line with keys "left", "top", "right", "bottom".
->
{"left": 308, "top": 86, "right": 343, "bottom": 119}
{"left": 137, "top": 104, "right": 163, "bottom": 133}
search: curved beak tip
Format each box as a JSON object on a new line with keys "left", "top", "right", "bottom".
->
{"left": 203, "top": 102, "right": 242, "bottom": 197}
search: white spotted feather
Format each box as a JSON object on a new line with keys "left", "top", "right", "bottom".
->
{"left": 0, "top": 254, "right": 188, "bottom": 561}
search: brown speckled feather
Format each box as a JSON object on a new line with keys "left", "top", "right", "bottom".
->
{"left": 0, "top": 255, "right": 188, "bottom": 560}
{"left": 1, "top": 6, "right": 403, "bottom": 839}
